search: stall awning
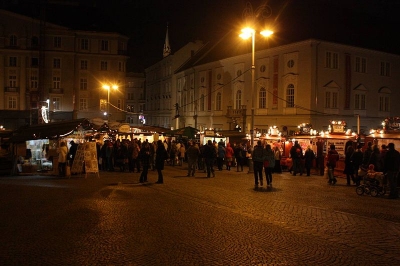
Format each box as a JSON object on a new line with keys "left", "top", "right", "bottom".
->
{"left": 10, "top": 118, "right": 93, "bottom": 143}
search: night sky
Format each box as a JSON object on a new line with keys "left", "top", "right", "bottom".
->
{"left": 2, "top": 0, "right": 400, "bottom": 72}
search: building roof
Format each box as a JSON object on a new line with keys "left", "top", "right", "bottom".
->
{"left": 10, "top": 119, "right": 93, "bottom": 143}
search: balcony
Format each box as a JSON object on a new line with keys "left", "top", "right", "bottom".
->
{"left": 49, "top": 88, "right": 64, "bottom": 94}
{"left": 226, "top": 105, "right": 247, "bottom": 118}
{"left": 5, "top": 87, "right": 19, "bottom": 93}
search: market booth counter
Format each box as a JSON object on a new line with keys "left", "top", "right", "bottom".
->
{"left": 9, "top": 119, "right": 93, "bottom": 175}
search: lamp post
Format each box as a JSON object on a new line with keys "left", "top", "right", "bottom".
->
{"left": 240, "top": 28, "right": 273, "bottom": 148}
{"left": 102, "top": 84, "right": 118, "bottom": 122}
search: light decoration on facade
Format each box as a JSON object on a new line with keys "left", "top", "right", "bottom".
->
{"left": 41, "top": 99, "right": 50, "bottom": 123}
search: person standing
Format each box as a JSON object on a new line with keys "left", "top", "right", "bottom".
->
{"left": 57, "top": 141, "right": 68, "bottom": 177}
{"left": 68, "top": 140, "right": 78, "bottom": 167}
{"left": 264, "top": 144, "right": 275, "bottom": 187}
{"left": 155, "top": 140, "right": 168, "bottom": 184}
{"left": 234, "top": 143, "right": 244, "bottom": 172}
{"left": 290, "top": 141, "right": 303, "bottom": 176}
{"left": 352, "top": 144, "right": 363, "bottom": 185}
{"left": 344, "top": 146, "right": 355, "bottom": 185}
{"left": 203, "top": 140, "right": 216, "bottom": 178}
{"left": 225, "top": 143, "right": 234, "bottom": 171}
{"left": 139, "top": 141, "right": 151, "bottom": 183}
{"left": 326, "top": 144, "right": 339, "bottom": 185}
{"left": 217, "top": 143, "right": 225, "bottom": 171}
{"left": 304, "top": 146, "right": 315, "bottom": 176}
{"left": 384, "top": 143, "right": 399, "bottom": 199}
{"left": 273, "top": 146, "right": 282, "bottom": 174}
{"left": 186, "top": 142, "right": 200, "bottom": 177}
{"left": 178, "top": 143, "right": 186, "bottom": 166}
{"left": 252, "top": 140, "right": 266, "bottom": 188}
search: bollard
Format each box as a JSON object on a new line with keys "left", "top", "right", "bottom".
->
{"left": 247, "top": 157, "right": 254, "bottom": 173}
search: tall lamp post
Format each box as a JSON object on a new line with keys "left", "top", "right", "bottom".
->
{"left": 102, "top": 84, "right": 118, "bottom": 122}
{"left": 240, "top": 28, "right": 273, "bottom": 148}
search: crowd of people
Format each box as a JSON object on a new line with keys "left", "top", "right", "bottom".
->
{"left": 59, "top": 137, "right": 399, "bottom": 199}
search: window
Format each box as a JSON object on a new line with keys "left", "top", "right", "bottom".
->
{"left": 128, "top": 93, "right": 134, "bottom": 100}
{"left": 8, "top": 96, "right": 17, "bottom": 109}
{"left": 354, "top": 94, "right": 366, "bottom": 110}
{"left": 200, "top": 94, "right": 205, "bottom": 111}
{"left": 379, "top": 96, "right": 389, "bottom": 112}
{"left": 325, "top": 91, "right": 338, "bottom": 108}
{"left": 53, "top": 58, "right": 61, "bottom": 68}
{"left": 100, "top": 61, "right": 108, "bottom": 71}
{"left": 215, "top": 92, "right": 222, "bottom": 111}
{"left": 260, "top": 65, "right": 266, "bottom": 72}
{"left": 9, "top": 76, "right": 17, "bottom": 87}
{"left": 31, "top": 57, "right": 39, "bottom": 67}
{"left": 101, "top": 40, "right": 109, "bottom": 51}
{"left": 9, "top": 35, "right": 17, "bottom": 46}
{"left": 53, "top": 37, "right": 61, "bottom": 48}
{"left": 118, "top": 62, "right": 124, "bottom": 72}
{"left": 31, "top": 36, "right": 39, "bottom": 47}
{"left": 31, "top": 76, "right": 38, "bottom": 89}
{"left": 117, "top": 99, "right": 122, "bottom": 109}
{"left": 287, "top": 60, "right": 294, "bottom": 68}
{"left": 79, "top": 98, "right": 88, "bottom": 110}
{"left": 355, "top": 57, "right": 367, "bottom": 73}
{"left": 80, "top": 60, "right": 88, "bottom": 70}
{"left": 236, "top": 70, "right": 242, "bottom": 77}
{"left": 9, "top": 57, "right": 17, "bottom": 67}
{"left": 53, "top": 76, "right": 61, "bottom": 89}
{"left": 236, "top": 90, "right": 242, "bottom": 109}
{"left": 79, "top": 78, "right": 87, "bottom": 90}
{"left": 325, "top": 51, "right": 338, "bottom": 69}
{"left": 100, "top": 99, "right": 107, "bottom": 111}
{"left": 380, "top": 61, "right": 391, "bottom": 77}
{"left": 81, "top": 38, "right": 89, "bottom": 50}
{"left": 259, "top": 88, "right": 267, "bottom": 109}
{"left": 286, "top": 84, "right": 295, "bottom": 107}
{"left": 52, "top": 97, "right": 61, "bottom": 111}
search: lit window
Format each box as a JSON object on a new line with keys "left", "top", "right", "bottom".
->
{"left": 286, "top": 84, "right": 295, "bottom": 107}
{"left": 236, "top": 90, "right": 242, "bottom": 109}
{"left": 216, "top": 92, "right": 222, "bottom": 111}
{"left": 259, "top": 87, "right": 266, "bottom": 109}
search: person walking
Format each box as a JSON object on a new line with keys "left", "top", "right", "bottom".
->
{"left": 384, "top": 143, "right": 400, "bottom": 199}
{"left": 155, "top": 140, "right": 168, "bottom": 184}
{"left": 304, "top": 146, "right": 315, "bottom": 176}
{"left": 217, "top": 143, "right": 225, "bottom": 171}
{"left": 344, "top": 146, "right": 355, "bottom": 185}
{"left": 252, "top": 140, "right": 267, "bottom": 188}
{"left": 203, "top": 140, "right": 216, "bottom": 178}
{"left": 326, "top": 144, "right": 339, "bottom": 185}
{"left": 57, "top": 141, "right": 68, "bottom": 177}
{"left": 139, "top": 141, "right": 151, "bottom": 183}
{"left": 178, "top": 143, "right": 186, "bottom": 166}
{"left": 264, "top": 144, "right": 275, "bottom": 187}
{"left": 225, "top": 143, "right": 234, "bottom": 171}
{"left": 290, "top": 141, "right": 303, "bottom": 176}
{"left": 186, "top": 142, "right": 200, "bottom": 177}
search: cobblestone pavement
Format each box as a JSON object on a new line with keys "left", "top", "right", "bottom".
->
{"left": 0, "top": 165, "right": 399, "bottom": 265}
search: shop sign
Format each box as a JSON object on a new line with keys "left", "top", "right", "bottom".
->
{"left": 118, "top": 124, "right": 131, "bottom": 133}
{"left": 92, "top": 117, "right": 104, "bottom": 126}
{"left": 205, "top": 130, "right": 214, "bottom": 136}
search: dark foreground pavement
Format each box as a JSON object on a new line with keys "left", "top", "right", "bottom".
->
{"left": 0, "top": 165, "right": 399, "bottom": 266}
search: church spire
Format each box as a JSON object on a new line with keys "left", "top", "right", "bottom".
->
{"left": 163, "top": 23, "right": 171, "bottom": 58}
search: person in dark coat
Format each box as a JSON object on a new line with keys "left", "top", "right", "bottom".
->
{"left": 352, "top": 144, "right": 363, "bottom": 185}
{"left": 326, "top": 144, "right": 339, "bottom": 185}
{"left": 139, "top": 141, "right": 151, "bottom": 183}
{"left": 384, "top": 143, "right": 400, "bottom": 199}
{"left": 203, "top": 140, "right": 217, "bottom": 178}
{"left": 68, "top": 140, "right": 78, "bottom": 167}
{"left": 344, "top": 146, "right": 355, "bottom": 185}
{"left": 155, "top": 140, "right": 168, "bottom": 184}
{"left": 304, "top": 146, "right": 315, "bottom": 176}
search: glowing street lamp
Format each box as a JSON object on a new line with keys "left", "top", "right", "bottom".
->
{"left": 240, "top": 27, "right": 273, "bottom": 147}
{"left": 102, "top": 84, "right": 118, "bottom": 121}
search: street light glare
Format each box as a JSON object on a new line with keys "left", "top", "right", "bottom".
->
{"left": 240, "top": 27, "right": 254, "bottom": 39}
{"left": 260, "top": 30, "right": 273, "bottom": 37}
{"left": 112, "top": 85, "right": 119, "bottom": 90}
{"left": 102, "top": 85, "right": 110, "bottom": 90}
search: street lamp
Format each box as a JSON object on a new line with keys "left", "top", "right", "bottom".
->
{"left": 240, "top": 27, "right": 273, "bottom": 148}
{"left": 102, "top": 84, "right": 118, "bottom": 122}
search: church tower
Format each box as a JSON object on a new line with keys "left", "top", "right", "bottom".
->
{"left": 163, "top": 24, "right": 171, "bottom": 57}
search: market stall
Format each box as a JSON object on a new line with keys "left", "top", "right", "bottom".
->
{"left": 9, "top": 118, "right": 93, "bottom": 175}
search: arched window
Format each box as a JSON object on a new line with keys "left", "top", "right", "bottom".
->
{"left": 236, "top": 90, "right": 242, "bottom": 109}
{"left": 216, "top": 92, "right": 222, "bottom": 111}
{"left": 259, "top": 87, "right": 267, "bottom": 109}
{"left": 286, "top": 84, "right": 295, "bottom": 107}
{"left": 200, "top": 94, "right": 205, "bottom": 111}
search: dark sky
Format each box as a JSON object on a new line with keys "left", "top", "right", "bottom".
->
{"left": 3, "top": 0, "right": 400, "bottom": 71}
